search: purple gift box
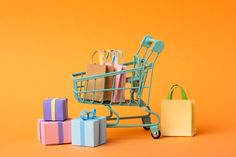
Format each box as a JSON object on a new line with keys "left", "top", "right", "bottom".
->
{"left": 43, "top": 98, "right": 68, "bottom": 121}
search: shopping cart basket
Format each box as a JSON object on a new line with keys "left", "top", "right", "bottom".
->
{"left": 71, "top": 35, "right": 164, "bottom": 139}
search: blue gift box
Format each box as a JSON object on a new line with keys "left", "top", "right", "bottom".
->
{"left": 72, "top": 109, "right": 106, "bottom": 147}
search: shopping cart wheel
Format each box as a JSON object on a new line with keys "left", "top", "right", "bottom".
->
{"left": 151, "top": 130, "right": 161, "bottom": 139}
{"left": 142, "top": 116, "right": 151, "bottom": 130}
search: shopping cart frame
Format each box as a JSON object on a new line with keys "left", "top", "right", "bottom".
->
{"left": 71, "top": 35, "right": 164, "bottom": 139}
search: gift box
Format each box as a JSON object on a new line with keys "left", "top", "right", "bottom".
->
{"left": 72, "top": 109, "right": 106, "bottom": 147}
{"left": 37, "top": 119, "right": 71, "bottom": 145}
{"left": 43, "top": 98, "right": 68, "bottom": 121}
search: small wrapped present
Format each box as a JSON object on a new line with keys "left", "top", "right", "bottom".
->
{"left": 72, "top": 109, "right": 106, "bottom": 147}
{"left": 37, "top": 119, "right": 71, "bottom": 145}
{"left": 43, "top": 98, "right": 68, "bottom": 121}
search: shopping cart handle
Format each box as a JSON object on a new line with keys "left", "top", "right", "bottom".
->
{"left": 141, "top": 35, "right": 154, "bottom": 48}
{"left": 141, "top": 35, "right": 164, "bottom": 54}
{"left": 152, "top": 40, "right": 164, "bottom": 54}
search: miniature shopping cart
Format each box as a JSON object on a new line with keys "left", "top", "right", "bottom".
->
{"left": 71, "top": 35, "right": 164, "bottom": 139}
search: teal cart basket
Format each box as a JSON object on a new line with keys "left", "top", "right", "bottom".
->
{"left": 71, "top": 35, "right": 164, "bottom": 139}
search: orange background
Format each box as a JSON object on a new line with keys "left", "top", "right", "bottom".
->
{"left": 0, "top": 0, "right": 236, "bottom": 156}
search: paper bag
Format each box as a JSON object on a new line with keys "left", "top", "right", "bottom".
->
{"left": 86, "top": 50, "right": 114, "bottom": 102}
{"left": 161, "top": 84, "right": 196, "bottom": 136}
{"left": 111, "top": 50, "right": 127, "bottom": 103}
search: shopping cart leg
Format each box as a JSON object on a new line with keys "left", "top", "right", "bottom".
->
{"left": 141, "top": 105, "right": 151, "bottom": 130}
{"left": 140, "top": 106, "right": 161, "bottom": 139}
{"left": 142, "top": 116, "right": 151, "bottom": 130}
{"left": 106, "top": 109, "right": 113, "bottom": 119}
{"left": 105, "top": 105, "right": 120, "bottom": 128}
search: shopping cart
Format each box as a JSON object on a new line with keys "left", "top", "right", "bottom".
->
{"left": 71, "top": 35, "right": 164, "bottom": 139}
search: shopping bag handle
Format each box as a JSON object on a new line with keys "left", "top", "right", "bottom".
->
{"left": 91, "top": 50, "right": 110, "bottom": 64}
{"left": 167, "top": 84, "right": 188, "bottom": 100}
{"left": 111, "top": 50, "right": 124, "bottom": 64}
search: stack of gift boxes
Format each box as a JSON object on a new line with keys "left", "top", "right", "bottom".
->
{"left": 37, "top": 98, "right": 71, "bottom": 145}
{"left": 37, "top": 98, "right": 106, "bottom": 147}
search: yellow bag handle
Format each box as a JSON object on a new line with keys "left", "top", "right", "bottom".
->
{"left": 91, "top": 50, "right": 111, "bottom": 64}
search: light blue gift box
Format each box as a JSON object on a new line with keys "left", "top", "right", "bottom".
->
{"left": 72, "top": 109, "right": 106, "bottom": 147}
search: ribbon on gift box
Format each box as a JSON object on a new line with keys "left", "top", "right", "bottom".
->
{"left": 58, "top": 121, "right": 64, "bottom": 144}
{"left": 50, "top": 98, "right": 58, "bottom": 121}
{"left": 79, "top": 109, "right": 103, "bottom": 146}
{"left": 39, "top": 120, "right": 64, "bottom": 144}
{"left": 48, "top": 98, "right": 59, "bottom": 121}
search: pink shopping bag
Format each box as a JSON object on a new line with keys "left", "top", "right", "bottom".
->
{"left": 111, "top": 50, "right": 127, "bottom": 103}
{"left": 99, "top": 50, "right": 127, "bottom": 103}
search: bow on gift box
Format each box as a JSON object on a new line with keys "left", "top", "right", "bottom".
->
{"left": 80, "top": 109, "right": 96, "bottom": 120}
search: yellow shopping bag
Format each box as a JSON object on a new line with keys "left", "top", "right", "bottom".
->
{"left": 161, "top": 84, "right": 196, "bottom": 136}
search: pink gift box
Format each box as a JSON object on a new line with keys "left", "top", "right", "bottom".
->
{"left": 37, "top": 119, "right": 71, "bottom": 145}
